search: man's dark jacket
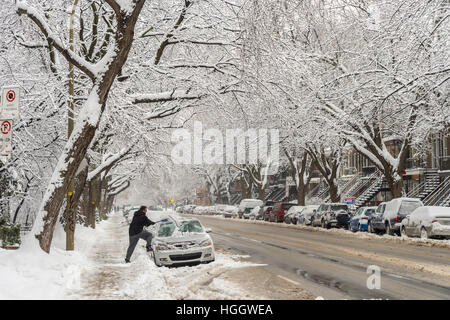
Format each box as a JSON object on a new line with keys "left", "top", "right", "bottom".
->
{"left": 129, "top": 210, "right": 155, "bottom": 236}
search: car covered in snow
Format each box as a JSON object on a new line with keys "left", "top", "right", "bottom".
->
{"left": 382, "top": 198, "right": 423, "bottom": 235}
{"left": 400, "top": 206, "right": 450, "bottom": 239}
{"left": 219, "top": 205, "right": 239, "bottom": 218}
{"left": 151, "top": 216, "right": 215, "bottom": 267}
{"left": 297, "top": 205, "right": 319, "bottom": 225}
{"left": 238, "top": 199, "right": 264, "bottom": 219}
{"left": 284, "top": 206, "right": 304, "bottom": 224}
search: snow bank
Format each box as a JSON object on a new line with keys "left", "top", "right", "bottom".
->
{"left": 0, "top": 217, "right": 108, "bottom": 300}
{"left": 120, "top": 252, "right": 264, "bottom": 300}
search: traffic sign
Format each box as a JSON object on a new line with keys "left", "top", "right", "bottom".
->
{"left": 0, "top": 120, "right": 12, "bottom": 157}
{"left": 1, "top": 87, "right": 20, "bottom": 120}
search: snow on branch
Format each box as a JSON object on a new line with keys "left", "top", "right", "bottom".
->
{"left": 16, "top": 1, "right": 96, "bottom": 80}
{"left": 132, "top": 89, "right": 204, "bottom": 104}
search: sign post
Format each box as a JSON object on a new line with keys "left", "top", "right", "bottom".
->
{"left": 0, "top": 85, "right": 20, "bottom": 161}
{"left": 1, "top": 87, "right": 20, "bottom": 120}
{"left": 0, "top": 120, "right": 12, "bottom": 159}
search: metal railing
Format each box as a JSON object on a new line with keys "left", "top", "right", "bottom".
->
{"left": 423, "top": 176, "right": 450, "bottom": 206}
{"left": 407, "top": 181, "right": 426, "bottom": 198}
{"left": 340, "top": 173, "right": 361, "bottom": 198}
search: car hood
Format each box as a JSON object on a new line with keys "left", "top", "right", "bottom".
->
{"left": 155, "top": 233, "right": 210, "bottom": 244}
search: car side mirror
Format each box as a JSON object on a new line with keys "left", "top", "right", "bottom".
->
{"left": 205, "top": 228, "right": 212, "bottom": 233}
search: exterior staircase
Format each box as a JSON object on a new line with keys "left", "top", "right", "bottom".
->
{"left": 423, "top": 176, "right": 450, "bottom": 207}
{"left": 418, "top": 170, "right": 441, "bottom": 200}
{"left": 344, "top": 171, "right": 380, "bottom": 200}
{"left": 355, "top": 175, "right": 385, "bottom": 208}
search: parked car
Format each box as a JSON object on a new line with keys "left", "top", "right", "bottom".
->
{"left": 269, "top": 202, "right": 296, "bottom": 222}
{"left": 311, "top": 203, "right": 350, "bottom": 229}
{"left": 368, "top": 202, "right": 387, "bottom": 234}
{"left": 261, "top": 200, "right": 276, "bottom": 221}
{"left": 382, "top": 198, "right": 424, "bottom": 235}
{"left": 223, "top": 205, "right": 239, "bottom": 218}
{"left": 152, "top": 216, "right": 215, "bottom": 267}
{"left": 284, "top": 206, "right": 304, "bottom": 224}
{"left": 238, "top": 199, "right": 264, "bottom": 219}
{"left": 182, "top": 205, "right": 197, "bottom": 214}
{"left": 297, "top": 205, "right": 320, "bottom": 225}
{"left": 193, "top": 206, "right": 210, "bottom": 215}
{"left": 400, "top": 206, "right": 450, "bottom": 239}
{"left": 248, "top": 206, "right": 261, "bottom": 220}
{"left": 349, "top": 206, "right": 377, "bottom": 232}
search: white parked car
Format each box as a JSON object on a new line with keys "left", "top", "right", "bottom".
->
{"left": 400, "top": 206, "right": 450, "bottom": 239}
{"left": 193, "top": 206, "right": 209, "bottom": 215}
{"left": 152, "top": 216, "right": 215, "bottom": 267}
{"left": 297, "top": 205, "right": 320, "bottom": 225}
{"left": 382, "top": 198, "right": 423, "bottom": 235}
{"left": 238, "top": 199, "right": 264, "bottom": 219}
{"left": 284, "top": 206, "right": 304, "bottom": 224}
{"left": 222, "top": 205, "right": 239, "bottom": 218}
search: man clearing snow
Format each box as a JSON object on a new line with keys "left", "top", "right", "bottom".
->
{"left": 125, "top": 206, "right": 155, "bottom": 263}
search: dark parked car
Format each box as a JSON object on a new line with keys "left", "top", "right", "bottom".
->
{"left": 311, "top": 203, "right": 350, "bottom": 229}
{"left": 368, "top": 202, "right": 387, "bottom": 234}
{"left": 269, "top": 202, "right": 296, "bottom": 223}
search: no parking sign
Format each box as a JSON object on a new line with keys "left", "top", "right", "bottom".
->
{"left": 0, "top": 120, "right": 12, "bottom": 157}
{"left": 1, "top": 86, "right": 20, "bottom": 120}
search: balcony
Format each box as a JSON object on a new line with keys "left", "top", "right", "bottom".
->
{"left": 440, "top": 156, "right": 450, "bottom": 171}
{"left": 405, "top": 158, "right": 424, "bottom": 170}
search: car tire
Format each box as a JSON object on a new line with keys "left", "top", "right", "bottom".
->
{"left": 386, "top": 223, "right": 393, "bottom": 236}
{"left": 401, "top": 226, "right": 408, "bottom": 238}
{"left": 420, "top": 227, "right": 429, "bottom": 240}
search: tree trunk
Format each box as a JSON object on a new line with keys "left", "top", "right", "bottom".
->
{"left": 64, "top": 162, "right": 88, "bottom": 250}
{"left": 329, "top": 182, "right": 340, "bottom": 203}
{"left": 297, "top": 182, "right": 306, "bottom": 206}
{"left": 258, "top": 186, "right": 265, "bottom": 201}
{"left": 384, "top": 171, "right": 404, "bottom": 198}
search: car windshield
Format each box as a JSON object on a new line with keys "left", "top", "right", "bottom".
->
{"left": 179, "top": 220, "right": 204, "bottom": 233}
{"left": 265, "top": 201, "right": 275, "bottom": 206}
{"left": 158, "top": 222, "right": 176, "bottom": 237}
{"left": 331, "top": 205, "right": 348, "bottom": 211}
{"left": 365, "top": 209, "right": 375, "bottom": 216}
{"left": 282, "top": 204, "right": 295, "bottom": 210}
{"left": 399, "top": 201, "right": 422, "bottom": 216}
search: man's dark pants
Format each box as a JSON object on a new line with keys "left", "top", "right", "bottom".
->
{"left": 126, "top": 230, "right": 153, "bottom": 261}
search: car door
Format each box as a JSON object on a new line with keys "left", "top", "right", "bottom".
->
{"left": 373, "top": 204, "right": 385, "bottom": 229}
{"left": 406, "top": 209, "right": 417, "bottom": 236}
{"left": 312, "top": 205, "right": 323, "bottom": 225}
